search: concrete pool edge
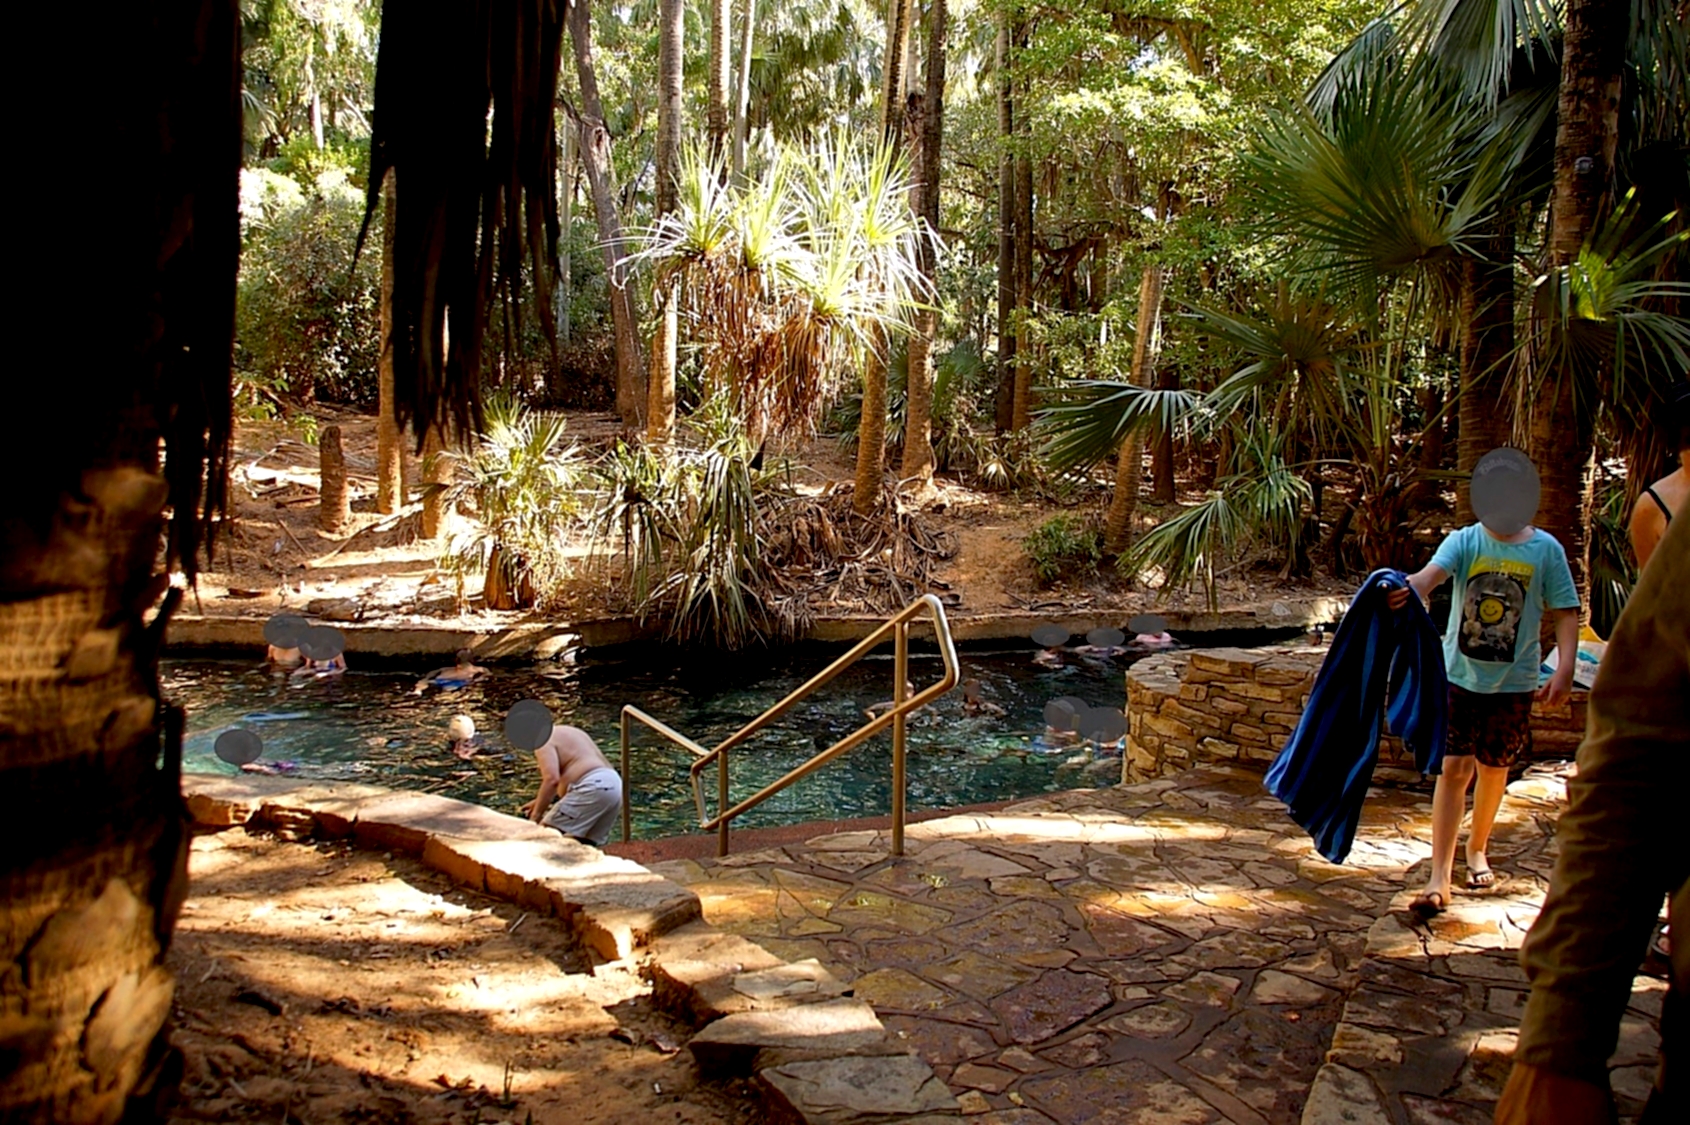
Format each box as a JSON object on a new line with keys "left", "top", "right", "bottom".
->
{"left": 163, "top": 595, "right": 1349, "bottom": 659}
{"left": 180, "top": 772, "right": 964, "bottom": 1123}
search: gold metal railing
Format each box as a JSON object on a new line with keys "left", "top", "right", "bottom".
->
{"left": 619, "top": 595, "right": 960, "bottom": 857}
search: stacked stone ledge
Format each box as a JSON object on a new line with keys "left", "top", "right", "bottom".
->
{"left": 181, "top": 774, "right": 961, "bottom": 1124}
{"left": 1124, "top": 647, "right": 1589, "bottom": 785}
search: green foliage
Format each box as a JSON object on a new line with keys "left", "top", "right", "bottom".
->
{"left": 590, "top": 398, "right": 793, "bottom": 649}
{"left": 1118, "top": 425, "right": 1311, "bottom": 610}
{"left": 236, "top": 163, "right": 380, "bottom": 405}
{"left": 1024, "top": 514, "right": 1103, "bottom": 587}
{"left": 440, "top": 400, "right": 585, "bottom": 609}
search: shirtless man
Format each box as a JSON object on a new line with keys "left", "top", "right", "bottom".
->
{"left": 519, "top": 724, "right": 623, "bottom": 848}
{"left": 415, "top": 649, "right": 490, "bottom": 694}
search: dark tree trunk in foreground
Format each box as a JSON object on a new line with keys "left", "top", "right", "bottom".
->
{"left": 1535, "top": 0, "right": 1627, "bottom": 619}
{"left": 4, "top": 2, "right": 240, "bottom": 1121}
{"left": 1457, "top": 223, "right": 1514, "bottom": 523}
{"left": 568, "top": 0, "right": 646, "bottom": 427}
{"left": 901, "top": 0, "right": 948, "bottom": 486}
{"left": 1151, "top": 364, "right": 1178, "bottom": 503}
{"left": 377, "top": 170, "right": 407, "bottom": 513}
{"left": 319, "top": 424, "right": 352, "bottom": 532}
{"left": 421, "top": 424, "right": 450, "bottom": 540}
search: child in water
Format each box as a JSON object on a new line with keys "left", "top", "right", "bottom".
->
{"left": 415, "top": 649, "right": 490, "bottom": 694}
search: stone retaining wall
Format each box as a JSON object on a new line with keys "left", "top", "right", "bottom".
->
{"left": 1124, "top": 646, "right": 1590, "bottom": 784}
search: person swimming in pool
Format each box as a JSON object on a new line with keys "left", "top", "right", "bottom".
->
{"left": 446, "top": 714, "right": 482, "bottom": 760}
{"left": 961, "top": 678, "right": 1006, "bottom": 718}
{"left": 290, "top": 652, "right": 345, "bottom": 678}
{"left": 415, "top": 649, "right": 489, "bottom": 694}
{"left": 266, "top": 643, "right": 302, "bottom": 667}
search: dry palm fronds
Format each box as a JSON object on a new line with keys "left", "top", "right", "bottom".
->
{"left": 758, "top": 485, "right": 957, "bottom": 617}
{"left": 360, "top": 0, "right": 567, "bottom": 450}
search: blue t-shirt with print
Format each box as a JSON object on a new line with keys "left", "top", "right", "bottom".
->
{"left": 1429, "top": 524, "right": 1580, "bottom": 694}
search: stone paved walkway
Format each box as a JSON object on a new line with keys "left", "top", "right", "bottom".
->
{"left": 655, "top": 764, "right": 1665, "bottom": 1124}
{"left": 653, "top": 766, "right": 1443, "bottom": 1124}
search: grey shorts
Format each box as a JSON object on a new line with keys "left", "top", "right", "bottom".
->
{"left": 542, "top": 767, "right": 623, "bottom": 848}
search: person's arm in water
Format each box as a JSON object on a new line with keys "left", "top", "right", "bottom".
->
{"left": 522, "top": 744, "right": 562, "bottom": 823}
{"left": 1496, "top": 513, "right": 1690, "bottom": 1122}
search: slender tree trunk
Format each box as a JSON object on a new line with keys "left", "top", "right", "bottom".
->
{"left": 1104, "top": 263, "right": 1167, "bottom": 553}
{"left": 732, "top": 0, "right": 756, "bottom": 180}
{"left": 1010, "top": 19, "right": 1034, "bottom": 431}
{"left": 647, "top": 0, "right": 684, "bottom": 446}
{"left": 993, "top": 18, "right": 1016, "bottom": 432}
{"left": 311, "top": 91, "right": 324, "bottom": 150}
{"left": 319, "top": 424, "right": 351, "bottom": 532}
{"left": 556, "top": 125, "right": 574, "bottom": 349}
{"left": 708, "top": 0, "right": 731, "bottom": 164}
{"left": 1152, "top": 364, "right": 1178, "bottom": 502}
{"left": 1534, "top": 0, "right": 1627, "bottom": 618}
{"left": 567, "top": 0, "right": 646, "bottom": 427}
{"left": 420, "top": 424, "right": 449, "bottom": 540}
{"left": 879, "top": 0, "right": 915, "bottom": 144}
{"left": 855, "top": 0, "right": 917, "bottom": 513}
{"left": 901, "top": 0, "right": 946, "bottom": 485}
{"left": 377, "top": 170, "right": 406, "bottom": 513}
{"left": 1456, "top": 224, "right": 1514, "bottom": 523}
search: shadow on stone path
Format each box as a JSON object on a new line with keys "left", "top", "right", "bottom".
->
{"left": 653, "top": 765, "right": 1447, "bottom": 1124}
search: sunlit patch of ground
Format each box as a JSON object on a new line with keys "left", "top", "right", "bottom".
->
{"left": 167, "top": 829, "right": 762, "bottom": 1125}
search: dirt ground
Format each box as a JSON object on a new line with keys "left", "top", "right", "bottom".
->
{"left": 167, "top": 828, "right": 762, "bottom": 1125}
{"left": 192, "top": 406, "right": 1351, "bottom": 631}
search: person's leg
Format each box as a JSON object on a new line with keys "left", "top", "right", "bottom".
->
{"left": 1422, "top": 753, "right": 1477, "bottom": 909}
{"left": 1465, "top": 762, "right": 1510, "bottom": 885}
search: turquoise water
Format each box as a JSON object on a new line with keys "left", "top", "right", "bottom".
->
{"left": 163, "top": 646, "right": 1159, "bottom": 840}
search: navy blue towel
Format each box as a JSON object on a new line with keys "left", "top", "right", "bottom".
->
{"left": 1265, "top": 568, "right": 1448, "bottom": 863}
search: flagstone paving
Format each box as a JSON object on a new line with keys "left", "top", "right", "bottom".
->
{"left": 653, "top": 763, "right": 1663, "bottom": 1124}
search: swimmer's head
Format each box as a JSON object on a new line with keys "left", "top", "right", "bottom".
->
{"left": 456, "top": 648, "right": 474, "bottom": 666}
{"left": 962, "top": 678, "right": 981, "bottom": 701}
{"left": 448, "top": 714, "right": 475, "bottom": 743}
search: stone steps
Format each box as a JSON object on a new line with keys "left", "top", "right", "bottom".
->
{"left": 182, "top": 773, "right": 962, "bottom": 1124}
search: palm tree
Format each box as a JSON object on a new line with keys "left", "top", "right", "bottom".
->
{"left": 6, "top": 1, "right": 573, "bottom": 1117}
{"left": 900, "top": 0, "right": 947, "bottom": 487}
{"left": 648, "top": 0, "right": 685, "bottom": 445}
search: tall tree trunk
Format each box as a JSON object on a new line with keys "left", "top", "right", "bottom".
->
{"left": 1104, "top": 264, "right": 1167, "bottom": 553}
{"left": 993, "top": 18, "right": 1016, "bottom": 432}
{"left": 1456, "top": 223, "right": 1514, "bottom": 523}
{"left": 567, "top": 0, "right": 646, "bottom": 427}
{"left": 556, "top": 125, "right": 574, "bottom": 350}
{"left": 901, "top": 0, "right": 947, "bottom": 485}
{"left": 420, "top": 424, "right": 450, "bottom": 540}
{"left": 1010, "top": 19, "right": 1034, "bottom": 431}
{"left": 1535, "top": 0, "right": 1627, "bottom": 618}
{"left": 7, "top": 1, "right": 239, "bottom": 1116}
{"left": 707, "top": 0, "right": 730, "bottom": 164}
{"left": 855, "top": 0, "right": 917, "bottom": 514}
{"left": 1151, "top": 364, "right": 1178, "bottom": 502}
{"left": 319, "top": 424, "right": 351, "bottom": 532}
{"left": 647, "top": 0, "right": 684, "bottom": 446}
{"left": 879, "top": 0, "right": 915, "bottom": 144}
{"left": 377, "top": 169, "right": 406, "bottom": 513}
{"left": 732, "top": 0, "right": 756, "bottom": 181}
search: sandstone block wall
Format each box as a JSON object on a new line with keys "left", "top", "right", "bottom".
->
{"left": 1123, "top": 646, "right": 1589, "bottom": 784}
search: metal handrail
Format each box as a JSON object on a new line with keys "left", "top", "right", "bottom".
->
{"left": 620, "top": 594, "right": 960, "bottom": 856}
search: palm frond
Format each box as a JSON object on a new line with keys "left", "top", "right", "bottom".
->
{"left": 1034, "top": 383, "right": 1201, "bottom": 473}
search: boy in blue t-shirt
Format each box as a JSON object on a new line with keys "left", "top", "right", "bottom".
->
{"left": 1388, "top": 465, "right": 1580, "bottom": 916}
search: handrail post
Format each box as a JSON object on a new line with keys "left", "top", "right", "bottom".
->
{"left": 620, "top": 708, "right": 632, "bottom": 844}
{"left": 892, "top": 620, "right": 908, "bottom": 857}
{"left": 718, "top": 750, "right": 730, "bottom": 858}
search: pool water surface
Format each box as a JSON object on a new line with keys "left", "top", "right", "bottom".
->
{"left": 165, "top": 646, "right": 1162, "bottom": 840}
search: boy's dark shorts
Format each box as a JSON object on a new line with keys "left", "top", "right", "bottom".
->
{"left": 1447, "top": 684, "right": 1534, "bottom": 768}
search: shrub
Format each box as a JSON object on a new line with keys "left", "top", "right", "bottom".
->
{"left": 1024, "top": 514, "right": 1103, "bottom": 586}
{"left": 236, "top": 164, "right": 380, "bottom": 406}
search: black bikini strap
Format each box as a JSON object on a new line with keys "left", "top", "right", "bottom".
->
{"left": 1644, "top": 485, "right": 1673, "bottom": 525}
